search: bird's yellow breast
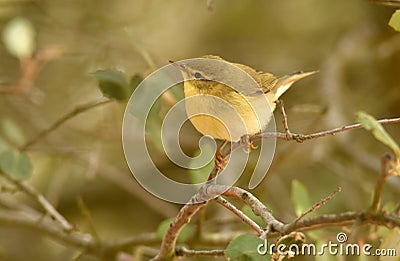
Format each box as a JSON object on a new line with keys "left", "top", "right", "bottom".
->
{"left": 183, "top": 81, "right": 273, "bottom": 142}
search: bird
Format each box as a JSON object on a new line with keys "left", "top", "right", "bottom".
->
{"left": 171, "top": 55, "right": 317, "bottom": 169}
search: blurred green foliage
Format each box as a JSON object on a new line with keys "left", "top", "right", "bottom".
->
{"left": 0, "top": 0, "right": 399, "bottom": 260}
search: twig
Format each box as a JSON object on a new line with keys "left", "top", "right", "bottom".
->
{"left": 369, "top": 0, "right": 400, "bottom": 7}
{"left": 132, "top": 246, "right": 160, "bottom": 260}
{"left": 0, "top": 208, "right": 159, "bottom": 258}
{"left": 254, "top": 117, "right": 400, "bottom": 142}
{"left": 112, "top": 233, "right": 159, "bottom": 251}
{"left": 19, "top": 99, "right": 112, "bottom": 151}
{"left": 176, "top": 246, "right": 224, "bottom": 257}
{"left": 210, "top": 117, "right": 400, "bottom": 182}
{"left": 1, "top": 173, "right": 74, "bottom": 232}
{"left": 0, "top": 209, "right": 95, "bottom": 250}
{"left": 283, "top": 210, "right": 400, "bottom": 234}
{"left": 76, "top": 196, "right": 101, "bottom": 242}
{"left": 220, "top": 186, "right": 284, "bottom": 232}
{"left": 371, "top": 154, "right": 392, "bottom": 212}
{"left": 214, "top": 196, "right": 264, "bottom": 235}
{"left": 275, "top": 99, "right": 291, "bottom": 139}
{"left": 2, "top": 172, "right": 73, "bottom": 231}
{"left": 154, "top": 202, "right": 206, "bottom": 260}
{"left": 294, "top": 187, "right": 342, "bottom": 223}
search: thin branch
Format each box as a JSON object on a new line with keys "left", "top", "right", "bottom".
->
{"left": 0, "top": 208, "right": 159, "bottom": 258}
{"left": 283, "top": 211, "right": 400, "bottom": 234}
{"left": 109, "top": 233, "right": 159, "bottom": 251}
{"left": 294, "top": 187, "right": 342, "bottom": 223}
{"left": 275, "top": 99, "right": 291, "bottom": 139}
{"left": 371, "top": 154, "right": 392, "bottom": 212}
{"left": 176, "top": 246, "right": 224, "bottom": 257}
{"left": 220, "top": 186, "right": 284, "bottom": 232}
{"left": 214, "top": 196, "right": 264, "bottom": 235}
{"left": 1, "top": 173, "right": 74, "bottom": 232}
{"left": 0, "top": 209, "right": 97, "bottom": 251}
{"left": 153, "top": 202, "right": 206, "bottom": 260}
{"left": 209, "top": 117, "right": 400, "bottom": 182}
{"left": 19, "top": 99, "right": 112, "bottom": 151}
{"left": 254, "top": 117, "right": 400, "bottom": 143}
{"left": 76, "top": 196, "right": 101, "bottom": 242}
{"left": 369, "top": 0, "right": 400, "bottom": 7}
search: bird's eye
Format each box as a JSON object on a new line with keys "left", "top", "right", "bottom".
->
{"left": 194, "top": 72, "right": 204, "bottom": 79}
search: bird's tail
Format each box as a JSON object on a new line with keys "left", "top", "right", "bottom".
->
{"left": 272, "top": 71, "right": 318, "bottom": 100}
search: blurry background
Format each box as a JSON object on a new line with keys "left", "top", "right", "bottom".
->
{"left": 0, "top": 0, "right": 399, "bottom": 260}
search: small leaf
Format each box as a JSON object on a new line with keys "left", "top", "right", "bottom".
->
{"left": 0, "top": 138, "right": 9, "bottom": 154}
{"left": 241, "top": 205, "right": 266, "bottom": 227}
{"left": 0, "top": 149, "right": 32, "bottom": 181}
{"left": 356, "top": 111, "right": 400, "bottom": 159}
{"left": 93, "top": 69, "right": 128, "bottom": 101}
{"left": 156, "top": 218, "right": 195, "bottom": 242}
{"left": 226, "top": 234, "right": 269, "bottom": 260}
{"left": 188, "top": 142, "right": 215, "bottom": 184}
{"left": 389, "top": 10, "right": 400, "bottom": 32}
{"left": 291, "top": 180, "right": 312, "bottom": 217}
{"left": 1, "top": 119, "right": 25, "bottom": 145}
{"left": 2, "top": 17, "right": 36, "bottom": 58}
{"left": 128, "top": 73, "right": 144, "bottom": 95}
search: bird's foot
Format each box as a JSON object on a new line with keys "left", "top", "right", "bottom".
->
{"left": 240, "top": 135, "right": 257, "bottom": 153}
{"left": 214, "top": 140, "right": 229, "bottom": 171}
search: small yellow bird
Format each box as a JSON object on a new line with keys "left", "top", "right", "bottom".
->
{"left": 172, "top": 55, "right": 317, "bottom": 144}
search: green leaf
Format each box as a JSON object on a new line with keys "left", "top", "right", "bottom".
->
{"left": 356, "top": 111, "right": 400, "bottom": 159}
{"left": 0, "top": 149, "right": 32, "bottom": 181}
{"left": 241, "top": 205, "right": 265, "bottom": 227}
{"left": 156, "top": 218, "right": 196, "bottom": 242}
{"left": 0, "top": 138, "right": 9, "bottom": 154}
{"left": 226, "top": 234, "right": 269, "bottom": 260}
{"left": 188, "top": 142, "right": 215, "bottom": 184}
{"left": 93, "top": 69, "right": 128, "bottom": 101}
{"left": 389, "top": 10, "right": 400, "bottom": 32}
{"left": 2, "top": 17, "right": 36, "bottom": 58}
{"left": 379, "top": 228, "right": 400, "bottom": 261}
{"left": 128, "top": 73, "right": 144, "bottom": 95}
{"left": 1, "top": 119, "right": 25, "bottom": 145}
{"left": 291, "top": 180, "right": 312, "bottom": 217}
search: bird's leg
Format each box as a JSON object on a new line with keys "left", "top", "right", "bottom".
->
{"left": 275, "top": 99, "right": 292, "bottom": 140}
{"left": 215, "top": 140, "right": 228, "bottom": 170}
{"left": 240, "top": 134, "right": 257, "bottom": 153}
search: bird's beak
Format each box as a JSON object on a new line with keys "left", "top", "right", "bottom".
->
{"left": 169, "top": 60, "right": 188, "bottom": 73}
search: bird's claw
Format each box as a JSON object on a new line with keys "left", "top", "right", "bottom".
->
{"left": 215, "top": 148, "right": 228, "bottom": 170}
{"left": 240, "top": 135, "right": 257, "bottom": 153}
{"left": 214, "top": 140, "right": 229, "bottom": 170}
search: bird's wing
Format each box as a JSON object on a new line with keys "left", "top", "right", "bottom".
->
{"left": 229, "top": 63, "right": 267, "bottom": 96}
{"left": 258, "top": 72, "right": 278, "bottom": 93}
